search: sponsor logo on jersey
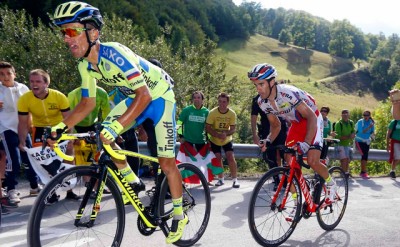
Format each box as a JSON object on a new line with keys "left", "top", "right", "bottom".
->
{"left": 140, "top": 68, "right": 158, "bottom": 89}
{"left": 102, "top": 47, "right": 127, "bottom": 67}
{"left": 98, "top": 73, "right": 125, "bottom": 84}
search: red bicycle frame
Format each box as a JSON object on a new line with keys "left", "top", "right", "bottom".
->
{"left": 272, "top": 154, "right": 318, "bottom": 213}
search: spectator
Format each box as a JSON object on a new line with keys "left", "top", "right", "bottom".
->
{"left": 251, "top": 94, "right": 287, "bottom": 170}
{"left": 177, "top": 91, "right": 209, "bottom": 151}
{"left": 354, "top": 111, "right": 375, "bottom": 179}
{"left": 386, "top": 119, "right": 400, "bottom": 179}
{"left": 0, "top": 61, "right": 41, "bottom": 205}
{"left": 1, "top": 139, "right": 16, "bottom": 214}
{"left": 389, "top": 89, "right": 400, "bottom": 120}
{"left": 177, "top": 91, "right": 222, "bottom": 184}
{"left": 335, "top": 109, "right": 355, "bottom": 179}
{"left": 17, "top": 69, "right": 80, "bottom": 202}
{"left": 206, "top": 92, "right": 240, "bottom": 188}
{"left": 320, "top": 106, "right": 335, "bottom": 138}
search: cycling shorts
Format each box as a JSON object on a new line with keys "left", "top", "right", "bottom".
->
{"left": 105, "top": 90, "right": 176, "bottom": 158}
{"left": 285, "top": 113, "right": 323, "bottom": 151}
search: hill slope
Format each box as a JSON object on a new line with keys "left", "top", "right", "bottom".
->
{"left": 216, "top": 34, "right": 381, "bottom": 120}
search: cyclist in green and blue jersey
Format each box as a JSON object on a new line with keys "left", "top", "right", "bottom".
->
{"left": 49, "top": 2, "right": 187, "bottom": 243}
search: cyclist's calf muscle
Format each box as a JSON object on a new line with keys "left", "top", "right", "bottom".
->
{"left": 306, "top": 149, "right": 329, "bottom": 179}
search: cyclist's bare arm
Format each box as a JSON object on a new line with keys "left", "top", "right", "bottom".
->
{"left": 294, "top": 102, "right": 317, "bottom": 145}
{"left": 63, "top": 97, "right": 96, "bottom": 129}
{"left": 251, "top": 115, "right": 259, "bottom": 144}
{"left": 116, "top": 85, "right": 151, "bottom": 128}
{"left": 265, "top": 113, "right": 281, "bottom": 143}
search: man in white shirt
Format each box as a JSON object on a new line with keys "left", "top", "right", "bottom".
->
{"left": 0, "top": 61, "right": 40, "bottom": 205}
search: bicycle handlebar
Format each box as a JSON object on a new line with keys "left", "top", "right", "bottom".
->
{"left": 43, "top": 128, "right": 127, "bottom": 161}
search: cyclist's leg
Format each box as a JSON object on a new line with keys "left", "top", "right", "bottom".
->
{"left": 151, "top": 97, "right": 188, "bottom": 243}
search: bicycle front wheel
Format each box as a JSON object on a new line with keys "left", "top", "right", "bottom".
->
{"left": 316, "top": 166, "right": 348, "bottom": 230}
{"left": 158, "top": 162, "right": 211, "bottom": 247}
{"left": 248, "top": 167, "right": 302, "bottom": 247}
{"left": 27, "top": 165, "right": 125, "bottom": 247}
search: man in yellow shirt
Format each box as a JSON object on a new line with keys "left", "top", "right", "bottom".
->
{"left": 206, "top": 92, "right": 239, "bottom": 188}
{"left": 18, "top": 69, "right": 80, "bottom": 203}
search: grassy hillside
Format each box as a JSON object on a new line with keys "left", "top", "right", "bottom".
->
{"left": 216, "top": 34, "right": 381, "bottom": 121}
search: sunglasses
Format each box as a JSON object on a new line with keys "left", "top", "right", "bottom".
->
{"left": 320, "top": 110, "right": 328, "bottom": 113}
{"left": 363, "top": 114, "right": 370, "bottom": 117}
{"left": 58, "top": 27, "right": 90, "bottom": 37}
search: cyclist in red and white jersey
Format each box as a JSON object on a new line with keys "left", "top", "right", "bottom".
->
{"left": 248, "top": 63, "right": 337, "bottom": 203}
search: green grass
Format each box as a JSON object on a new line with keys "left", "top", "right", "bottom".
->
{"left": 216, "top": 34, "right": 380, "bottom": 120}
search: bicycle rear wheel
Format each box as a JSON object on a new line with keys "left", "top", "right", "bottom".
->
{"left": 27, "top": 166, "right": 125, "bottom": 247}
{"left": 316, "top": 166, "right": 348, "bottom": 230}
{"left": 248, "top": 167, "right": 302, "bottom": 247}
{"left": 158, "top": 162, "right": 211, "bottom": 247}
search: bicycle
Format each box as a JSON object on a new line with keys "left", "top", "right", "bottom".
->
{"left": 248, "top": 139, "right": 348, "bottom": 246}
{"left": 27, "top": 128, "right": 211, "bottom": 247}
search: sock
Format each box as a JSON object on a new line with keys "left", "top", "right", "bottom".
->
{"left": 325, "top": 175, "right": 335, "bottom": 185}
{"left": 119, "top": 166, "right": 139, "bottom": 184}
{"left": 172, "top": 197, "right": 184, "bottom": 220}
{"left": 291, "top": 192, "right": 298, "bottom": 205}
{"left": 220, "top": 177, "right": 225, "bottom": 183}
{"left": 232, "top": 178, "right": 237, "bottom": 183}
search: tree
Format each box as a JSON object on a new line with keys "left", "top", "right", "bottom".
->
{"left": 313, "top": 19, "right": 330, "bottom": 53}
{"left": 350, "top": 28, "right": 370, "bottom": 60}
{"left": 328, "top": 20, "right": 354, "bottom": 58}
{"left": 278, "top": 29, "right": 291, "bottom": 45}
{"left": 290, "top": 12, "right": 315, "bottom": 49}
{"left": 271, "top": 12, "right": 285, "bottom": 39}
{"left": 370, "top": 58, "right": 392, "bottom": 92}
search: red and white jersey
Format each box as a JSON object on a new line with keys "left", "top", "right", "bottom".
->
{"left": 257, "top": 84, "right": 318, "bottom": 123}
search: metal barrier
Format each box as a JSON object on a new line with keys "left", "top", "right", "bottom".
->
{"left": 138, "top": 142, "right": 389, "bottom": 161}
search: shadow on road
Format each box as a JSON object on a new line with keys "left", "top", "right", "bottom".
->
{"left": 285, "top": 229, "right": 350, "bottom": 247}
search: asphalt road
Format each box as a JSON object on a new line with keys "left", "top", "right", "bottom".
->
{"left": 1, "top": 176, "right": 400, "bottom": 247}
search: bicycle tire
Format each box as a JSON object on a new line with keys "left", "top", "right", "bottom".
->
{"left": 316, "top": 166, "right": 348, "bottom": 231}
{"left": 27, "top": 165, "right": 125, "bottom": 247}
{"left": 248, "top": 167, "right": 302, "bottom": 247}
{"left": 158, "top": 162, "right": 211, "bottom": 247}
